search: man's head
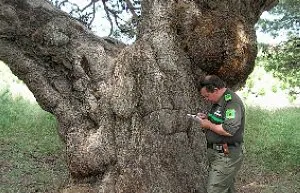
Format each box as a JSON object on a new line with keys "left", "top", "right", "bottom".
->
{"left": 199, "top": 75, "right": 226, "bottom": 103}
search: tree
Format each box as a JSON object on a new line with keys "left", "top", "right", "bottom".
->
{"left": 257, "top": 0, "right": 300, "bottom": 94}
{"left": 257, "top": 0, "right": 299, "bottom": 37}
{"left": 0, "top": 0, "right": 278, "bottom": 192}
{"left": 259, "top": 37, "right": 300, "bottom": 95}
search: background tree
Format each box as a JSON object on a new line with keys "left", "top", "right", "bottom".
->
{"left": 257, "top": 0, "right": 299, "bottom": 95}
{"left": 0, "top": 0, "right": 278, "bottom": 192}
{"left": 49, "top": 0, "right": 141, "bottom": 39}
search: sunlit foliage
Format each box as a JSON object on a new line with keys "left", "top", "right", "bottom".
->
{"left": 257, "top": 0, "right": 299, "bottom": 95}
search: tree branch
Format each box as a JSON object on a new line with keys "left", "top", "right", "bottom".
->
{"left": 124, "top": 0, "right": 139, "bottom": 21}
{"left": 102, "top": 0, "right": 114, "bottom": 36}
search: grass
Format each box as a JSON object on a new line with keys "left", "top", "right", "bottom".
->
{"left": 0, "top": 88, "right": 299, "bottom": 192}
{"left": 0, "top": 89, "right": 67, "bottom": 193}
{"left": 245, "top": 106, "right": 300, "bottom": 171}
{"left": 237, "top": 106, "right": 300, "bottom": 193}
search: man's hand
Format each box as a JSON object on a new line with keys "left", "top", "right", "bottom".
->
{"left": 198, "top": 118, "right": 211, "bottom": 129}
{"left": 197, "top": 112, "right": 207, "bottom": 119}
{"left": 187, "top": 114, "right": 202, "bottom": 125}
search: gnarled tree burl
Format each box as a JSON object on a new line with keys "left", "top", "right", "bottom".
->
{"left": 0, "top": 0, "right": 278, "bottom": 192}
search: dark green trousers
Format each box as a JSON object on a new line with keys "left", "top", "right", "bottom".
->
{"left": 206, "top": 145, "right": 244, "bottom": 193}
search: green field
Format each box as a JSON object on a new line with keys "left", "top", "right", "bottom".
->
{"left": 0, "top": 90, "right": 67, "bottom": 193}
{"left": 0, "top": 89, "right": 299, "bottom": 192}
{"left": 237, "top": 106, "right": 300, "bottom": 193}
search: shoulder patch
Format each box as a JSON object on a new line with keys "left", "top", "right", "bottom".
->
{"left": 226, "top": 109, "right": 236, "bottom": 119}
{"left": 224, "top": 94, "right": 232, "bottom": 101}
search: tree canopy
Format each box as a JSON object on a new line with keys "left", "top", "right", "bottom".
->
{"left": 257, "top": 0, "right": 299, "bottom": 94}
{"left": 257, "top": 0, "right": 299, "bottom": 36}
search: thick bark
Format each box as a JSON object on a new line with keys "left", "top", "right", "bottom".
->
{"left": 0, "top": 0, "right": 278, "bottom": 192}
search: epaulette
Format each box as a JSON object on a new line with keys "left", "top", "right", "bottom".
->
{"left": 224, "top": 93, "right": 232, "bottom": 101}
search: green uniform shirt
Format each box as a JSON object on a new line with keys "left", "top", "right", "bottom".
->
{"left": 206, "top": 89, "right": 245, "bottom": 144}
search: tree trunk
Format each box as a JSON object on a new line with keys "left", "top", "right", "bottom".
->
{"left": 0, "top": 0, "right": 278, "bottom": 192}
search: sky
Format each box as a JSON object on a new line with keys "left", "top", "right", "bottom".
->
{"left": 60, "top": 0, "right": 111, "bottom": 36}
{"left": 60, "top": 0, "right": 133, "bottom": 43}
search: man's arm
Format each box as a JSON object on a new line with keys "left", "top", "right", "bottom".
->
{"left": 199, "top": 101, "right": 243, "bottom": 136}
{"left": 200, "top": 118, "right": 232, "bottom": 136}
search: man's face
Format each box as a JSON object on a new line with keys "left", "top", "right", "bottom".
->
{"left": 200, "top": 87, "right": 219, "bottom": 103}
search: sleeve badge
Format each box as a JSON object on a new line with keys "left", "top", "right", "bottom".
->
{"left": 226, "top": 109, "right": 236, "bottom": 119}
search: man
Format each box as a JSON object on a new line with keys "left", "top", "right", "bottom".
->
{"left": 197, "top": 75, "right": 245, "bottom": 193}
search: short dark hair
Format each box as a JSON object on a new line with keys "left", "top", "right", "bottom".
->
{"left": 199, "top": 75, "right": 226, "bottom": 92}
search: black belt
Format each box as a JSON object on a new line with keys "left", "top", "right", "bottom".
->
{"left": 207, "top": 142, "right": 240, "bottom": 149}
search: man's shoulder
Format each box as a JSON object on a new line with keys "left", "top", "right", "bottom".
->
{"left": 225, "top": 89, "right": 244, "bottom": 106}
{"left": 224, "top": 89, "right": 235, "bottom": 101}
